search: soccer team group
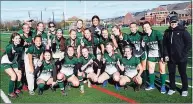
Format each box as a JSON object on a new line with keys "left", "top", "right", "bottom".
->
{"left": 0, "top": 15, "right": 190, "bottom": 98}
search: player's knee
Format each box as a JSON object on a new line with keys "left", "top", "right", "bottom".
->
{"left": 57, "top": 73, "right": 64, "bottom": 79}
{"left": 73, "top": 81, "right": 79, "bottom": 87}
{"left": 97, "top": 78, "right": 103, "bottom": 84}
{"left": 119, "top": 80, "right": 126, "bottom": 86}
{"left": 11, "top": 73, "right": 17, "bottom": 81}
{"left": 113, "top": 75, "right": 120, "bottom": 82}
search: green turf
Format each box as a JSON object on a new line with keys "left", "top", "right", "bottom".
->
{"left": 0, "top": 25, "right": 192, "bottom": 103}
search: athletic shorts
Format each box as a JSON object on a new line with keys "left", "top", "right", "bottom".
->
{"left": 147, "top": 57, "right": 160, "bottom": 62}
{"left": 37, "top": 73, "right": 52, "bottom": 81}
{"left": 140, "top": 51, "right": 147, "bottom": 61}
{"left": 124, "top": 70, "right": 138, "bottom": 79}
{"left": 85, "top": 66, "right": 94, "bottom": 74}
{"left": 1, "top": 63, "right": 18, "bottom": 71}
{"left": 105, "top": 65, "right": 118, "bottom": 76}
{"left": 60, "top": 66, "right": 74, "bottom": 78}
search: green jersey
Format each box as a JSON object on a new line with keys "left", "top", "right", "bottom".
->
{"left": 99, "top": 36, "right": 112, "bottom": 47}
{"left": 103, "top": 52, "right": 122, "bottom": 65}
{"left": 41, "top": 61, "right": 55, "bottom": 74}
{"left": 79, "top": 54, "right": 95, "bottom": 65}
{"left": 32, "top": 31, "right": 48, "bottom": 46}
{"left": 77, "top": 31, "right": 83, "bottom": 39}
{"left": 127, "top": 31, "right": 143, "bottom": 50}
{"left": 81, "top": 37, "right": 99, "bottom": 53}
{"left": 20, "top": 34, "right": 33, "bottom": 48}
{"left": 62, "top": 56, "right": 78, "bottom": 68}
{"left": 143, "top": 30, "right": 163, "bottom": 57}
{"left": 120, "top": 56, "right": 140, "bottom": 70}
{"left": 26, "top": 44, "right": 44, "bottom": 58}
{"left": 65, "top": 38, "right": 81, "bottom": 47}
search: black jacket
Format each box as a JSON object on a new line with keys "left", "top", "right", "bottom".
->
{"left": 89, "top": 25, "right": 104, "bottom": 39}
{"left": 163, "top": 25, "right": 192, "bottom": 63}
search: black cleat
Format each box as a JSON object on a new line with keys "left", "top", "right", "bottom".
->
{"left": 38, "top": 89, "right": 43, "bottom": 95}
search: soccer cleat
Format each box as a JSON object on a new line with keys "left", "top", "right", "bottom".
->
{"left": 29, "top": 90, "right": 35, "bottom": 95}
{"left": 145, "top": 85, "right": 155, "bottom": 91}
{"left": 124, "top": 85, "right": 128, "bottom": 90}
{"left": 87, "top": 79, "right": 92, "bottom": 88}
{"left": 38, "top": 89, "right": 43, "bottom": 95}
{"left": 80, "top": 85, "right": 84, "bottom": 94}
{"left": 140, "top": 83, "right": 146, "bottom": 90}
{"left": 61, "top": 90, "right": 67, "bottom": 96}
{"left": 181, "top": 91, "right": 188, "bottom": 97}
{"left": 160, "top": 86, "right": 166, "bottom": 94}
{"left": 15, "top": 89, "right": 22, "bottom": 95}
{"left": 102, "top": 80, "right": 108, "bottom": 87}
{"left": 167, "top": 89, "right": 176, "bottom": 95}
{"left": 8, "top": 92, "right": 17, "bottom": 98}
{"left": 22, "top": 85, "right": 28, "bottom": 91}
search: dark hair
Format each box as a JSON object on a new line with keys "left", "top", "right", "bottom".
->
{"left": 48, "top": 22, "right": 56, "bottom": 28}
{"left": 9, "top": 32, "right": 21, "bottom": 44}
{"left": 34, "top": 35, "right": 42, "bottom": 41}
{"left": 44, "top": 50, "right": 52, "bottom": 59}
{"left": 56, "top": 28, "right": 65, "bottom": 51}
{"left": 101, "top": 28, "right": 108, "bottom": 33}
{"left": 69, "top": 29, "right": 77, "bottom": 35}
{"left": 130, "top": 22, "right": 138, "bottom": 26}
{"left": 22, "top": 23, "right": 30, "bottom": 29}
{"left": 92, "top": 15, "right": 100, "bottom": 23}
{"left": 36, "top": 22, "right": 44, "bottom": 30}
{"left": 142, "top": 21, "right": 152, "bottom": 27}
{"left": 77, "top": 19, "right": 83, "bottom": 24}
{"left": 84, "top": 28, "right": 91, "bottom": 34}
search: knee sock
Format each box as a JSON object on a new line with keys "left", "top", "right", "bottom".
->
{"left": 160, "top": 74, "right": 166, "bottom": 86}
{"left": 9, "top": 80, "right": 15, "bottom": 94}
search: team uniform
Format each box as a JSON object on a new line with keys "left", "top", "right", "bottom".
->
{"left": 25, "top": 44, "right": 44, "bottom": 92}
{"left": 114, "top": 33, "right": 128, "bottom": 56}
{"left": 120, "top": 56, "right": 140, "bottom": 79}
{"left": 77, "top": 31, "right": 83, "bottom": 39}
{"left": 65, "top": 38, "right": 81, "bottom": 56}
{"left": 81, "top": 37, "right": 99, "bottom": 54}
{"left": 32, "top": 31, "right": 48, "bottom": 47}
{"left": 103, "top": 52, "right": 122, "bottom": 76}
{"left": 1, "top": 43, "right": 23, "bottom": 95}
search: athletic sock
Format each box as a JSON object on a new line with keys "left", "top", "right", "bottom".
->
{"left": 16, "top": 81, "right": 22, "bottom": 89}
{"left": 160, "top": 74, "right": 166, "bottom": 86}
{"left": 149, "top": 73, "right": 155, "bottom": 86}
{"left": 38, "top": 83, "right": 45, "bottom": 90}
{"left": 141, "top": 70, "right": 147, "bottom": 85}
{"left": 9, "top": 80, "right": 15, "bottom": 94}
{"left": 78, "top": 76, "right": 83, "bottom": 86}
{"left": 58, "top": 80, "right": 64, "bottom": 90}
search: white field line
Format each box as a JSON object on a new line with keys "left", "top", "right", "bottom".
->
{"left": 165, "top": 80, "right": 193, "bottom": 88}
{"left": 0, "top": 89, "right": 11, "bottom": 103}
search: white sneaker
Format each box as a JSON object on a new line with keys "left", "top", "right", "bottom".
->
{"left": 29, "top": 90, "right": 35, "bottom": 95}
{"left": 87, "top": 79, "right": 91, "bottom": 88}
{"left": 167, "top": 89, "right": 176, "bottom": 95}
{"left": 182, "top": 91, "right": 188, "bottom": 97}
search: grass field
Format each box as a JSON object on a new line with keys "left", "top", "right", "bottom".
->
{"left": 0, "top": 25, "right": 192, "bottom": 103}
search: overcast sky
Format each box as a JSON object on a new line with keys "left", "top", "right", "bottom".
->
{"left": 1, "top": 1, "right": 189, "bottom": 22}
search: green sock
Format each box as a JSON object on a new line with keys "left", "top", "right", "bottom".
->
{"left": 16, "top": 81, "right": 22, "bottom": 89}
{"left": 78, "top": 76, "right": 83, "bottom": 86}
{"left": 149, "top": 73, "right": 155, "bottom": 85}
{"left": 160, "top": 74, "right": 166, "bottom": 86}
{"left": 38, "top": 83, "right": 45, "bottom": 90}
{"left": 58, "top": 80, "right": 64, "bottom": 90}
{"left": 142, "top": 71, "right": 147, "bottom": 84}
{"left": 9, "top": 80, "right": 15, "bottom": 94}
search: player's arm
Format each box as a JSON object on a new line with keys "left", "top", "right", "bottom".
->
{"left": 100, "top": 44, "right": 105, "bottom": 54}
{"left": 6, "top": 45, "right": 15, "bottom": 62}
{"left": 28, "top": 53, "right": 34, "bottom": 73}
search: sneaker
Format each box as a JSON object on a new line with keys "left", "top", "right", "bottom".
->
{"left": 8, "top": 92, "right": 17, "bottom": 98}
{"left": 15, "top": 89, "right": 22, "bottom": 95}
{"left": 145, "top": 85, "right": 155, "bottom": 91}
{"left": 161, "top": 86, "right": 166, "bottom": 94}
{"left": 102, "top": 80, "right": 108, "bottom": 87}
{"left": 181, "top": 91, "right": 188, "bottom": 97}
{"left": 22, "top": 85, "right": 28, "bottom": 91}
{"left": 88, "top": 79, "right": 92, "bottom": 88}
{"left": 140, "top": 83, "right": 146, "bottom": 90}
{"left": 115, "top": 83, "right": 120, "bottom": 90}
{"left": 80, "top": 85, "right": 84, "bottom": 93}
{"left": 167, "top": 89, "right": 176, "bottom": 95}
{"left": 38, "top": 89, "right": 43, "bottom": 95}
{"left": 29, "top": 90, "right": 35, "bottom": 95}
{"left": 61, "top": 90, "right": 67, "bottom": 96}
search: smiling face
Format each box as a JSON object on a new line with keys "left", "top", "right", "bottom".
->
{"left": 44, "top": 51, "right": 51, "bottom": 61}
{"left": 37, "top": 23, "right": 44, "bottom": 32}
{"left": 56, "top": 30, "right": 63, "bottom": 39}
{"left": 12, "top": 35, "right": 21, "bottom": 45}
{"left": 67, "top": 47, "right": 74, "bottom": 57}
{"left": 70, "top": 30, "right": 76, "bottom": 40}
{"left": 77, "top": 21, "right": 83, "bottom": 29}
{"left": 106, "top": 43, "right": 113, "bottom": 54}
{"left": 93, "top": 18, "right": 99, "bottom": 26}
{"left": 143, "top": 24, "right": 152, "bottom": 34}
{"left": 82, "top": 48, "right": 89, "bottom": 58}
{"left": 49, "top": 23, "right": 55, "bottom": 32}
{"left": 130, "top": 24, "right": 138, "bottom": 33}
{"left": 124, "top": 47, "right": 132, "bottom": 57}
{"left": 34, "top": 37, "right": 42, "bottom": 47}
{"left": 23, "top": 24, "right": 30, "bottom": 34}
{"left": 112, "top": 27, "right": 120, "bottom": 36}
{"left": 84, "top": 29, "right": 91, "bottom": 39}
{"left": 102, "top": 30, "right": 109, "bottom": 39}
